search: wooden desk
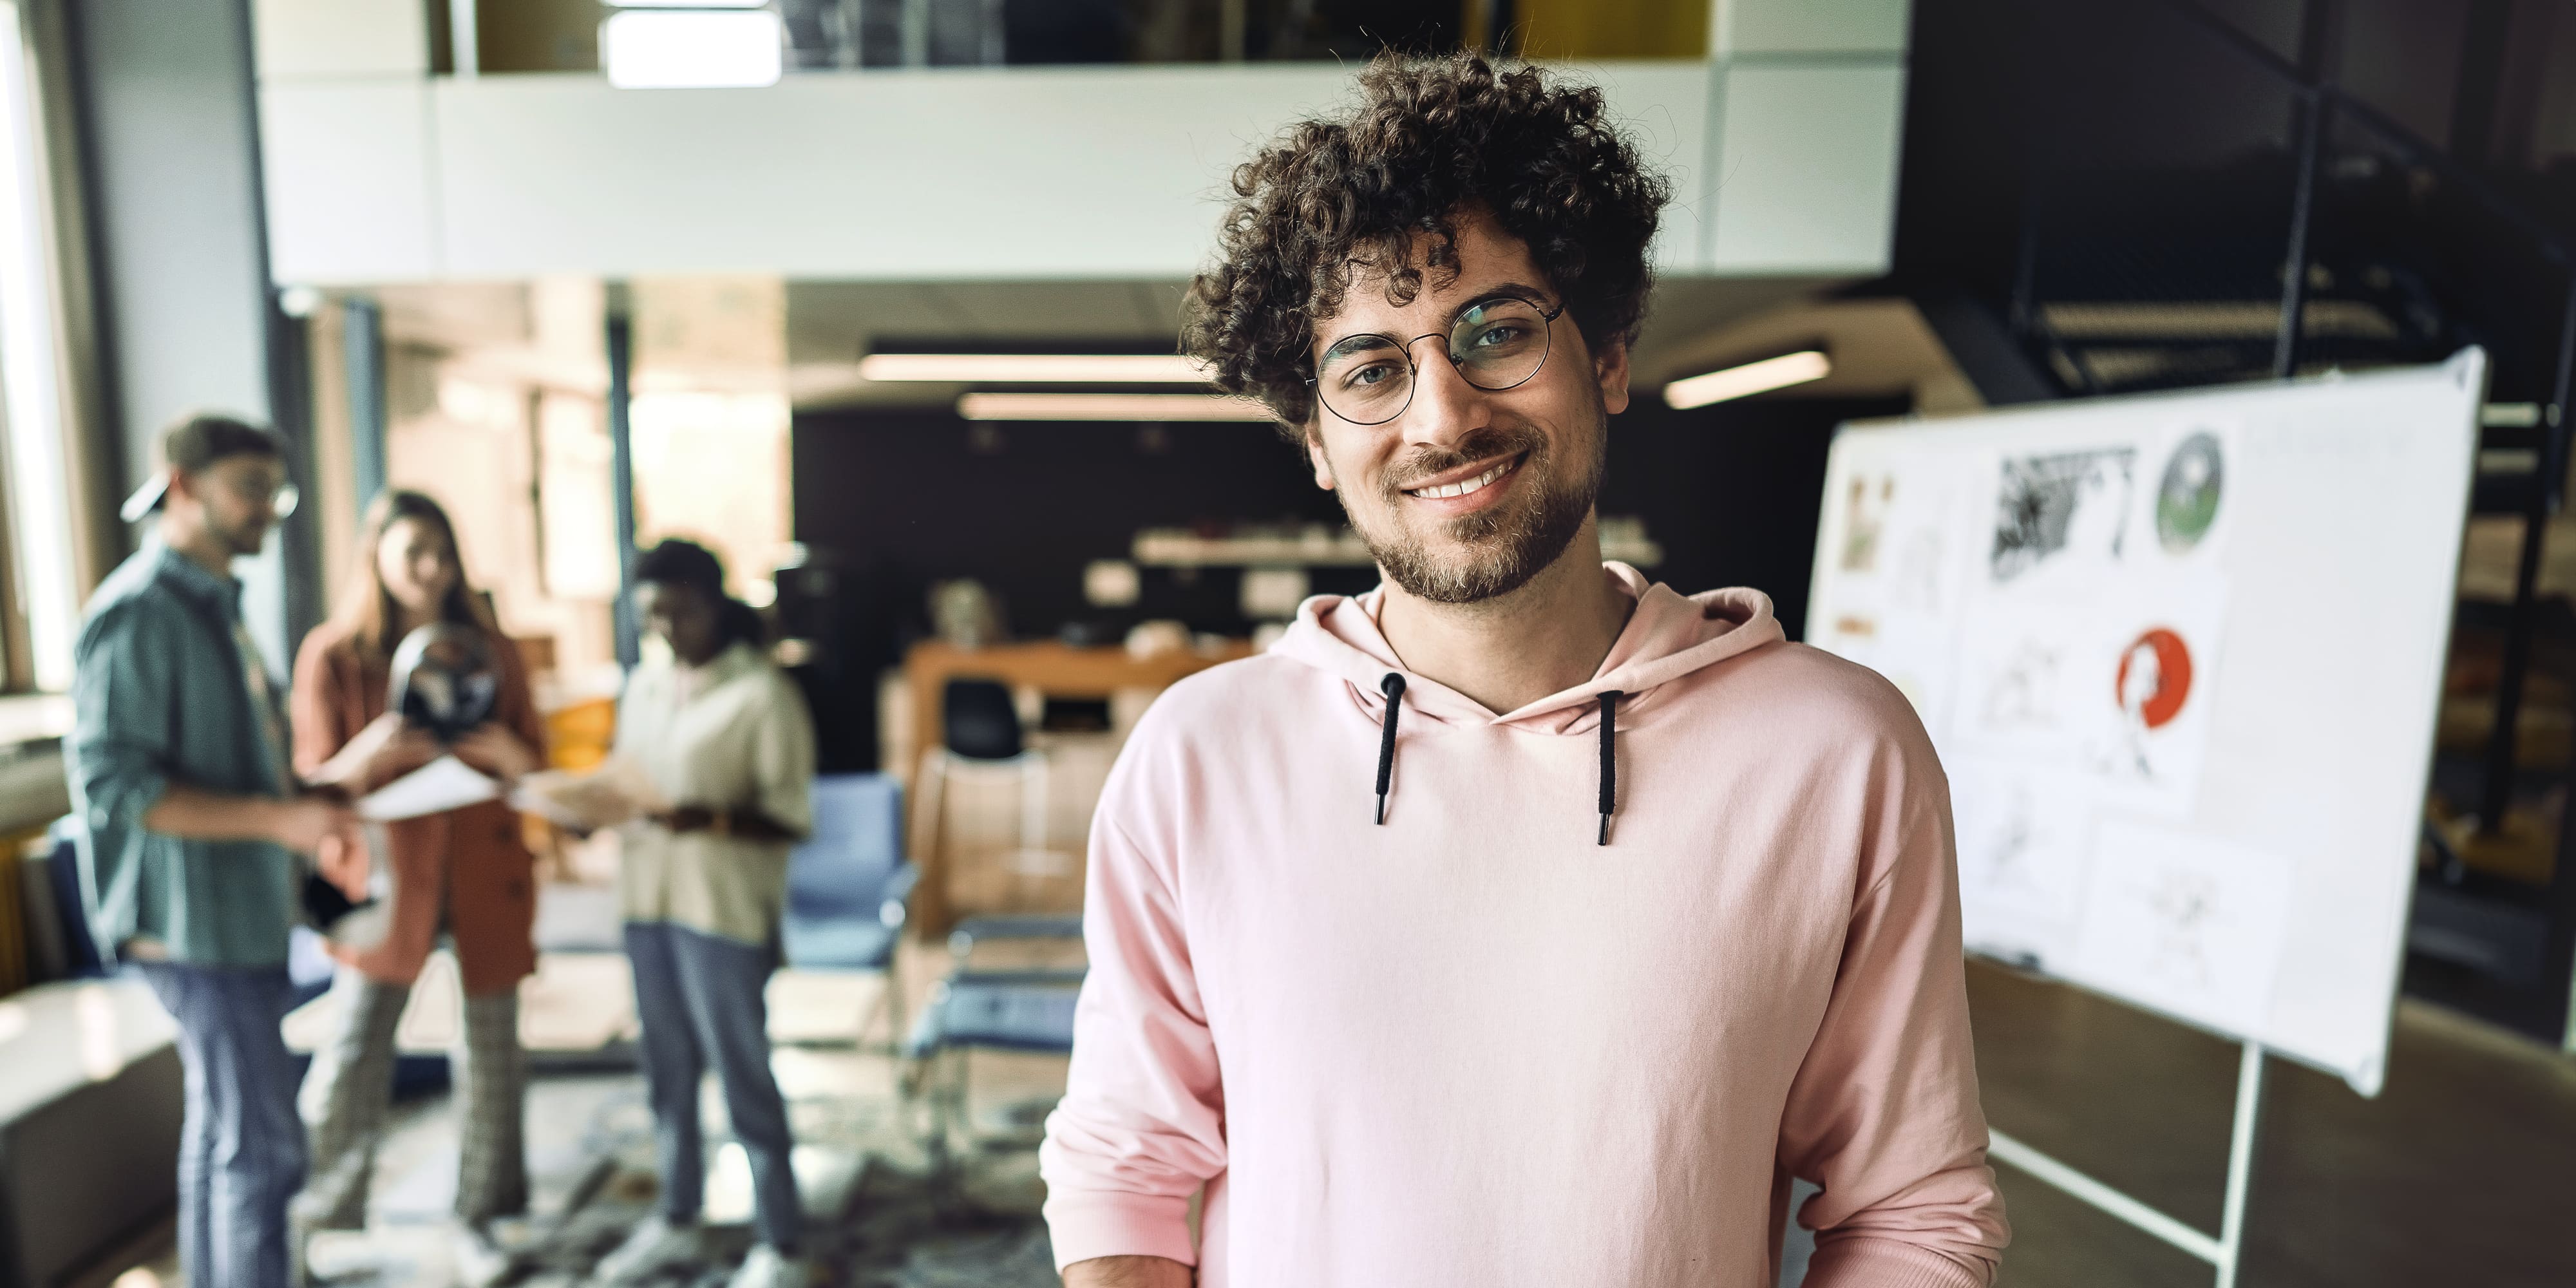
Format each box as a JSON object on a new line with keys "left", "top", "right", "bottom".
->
{"left": 904, "top": 638, "right": 1250, "bottom": 932}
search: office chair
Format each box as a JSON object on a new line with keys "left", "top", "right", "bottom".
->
{"left": 911, "top": 678, "right": 1072, "bottom": 920}
{"left": 901, "top": 915, "right": 1086, "bottom": 1174}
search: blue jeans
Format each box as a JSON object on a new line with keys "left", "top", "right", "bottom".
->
{"left": 135, "top": 961, "right": 308, "bottom": 1288}
{"left": 623, "top": 922, "right": 802, "bottom": 1251}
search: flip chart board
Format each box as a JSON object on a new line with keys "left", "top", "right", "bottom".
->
{"left": 1808, "top": 350, "right": 2485, "bottom": 1094}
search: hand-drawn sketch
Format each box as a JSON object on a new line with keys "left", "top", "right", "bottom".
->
{"left": 1841, "top": 474, "right": 1894, "bottom": 573}
{"left": 1951, "top": 592, "right": 2117, "bottom": 768}
{"left": 1951, "top": 761, "right": 2096, "bottom": 970}
{"left": 1812, "top": 449, "right": 1984, "bottom": 736}
{"left": 1992, "top": 448, "right": 2135, "bottom": 583}
{"left": 2156, "top": 430, "right": 2226, "bottom": 554}
{"left": 1891, "top": 526, "right": 1947, "bottom": 612}
{"left": 1979, "top": 635, "right": 2065, "bottom": 734}
{"left": 2070, "top": 822, "right": 2293, "bottom": 1038}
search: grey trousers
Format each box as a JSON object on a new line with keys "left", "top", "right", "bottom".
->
{"left": 295, "top": 969, "right": 528, "bottom": 1227}
{"left": 623, "top": 920, "right": 803, "bottom": 1251}
{"left": 135, "top": 961, "right": 308, "bottom": 1288}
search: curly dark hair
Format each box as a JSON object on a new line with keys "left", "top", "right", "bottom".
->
{"left": 1182, "top": 53, "right": 1671, "bottom": 434}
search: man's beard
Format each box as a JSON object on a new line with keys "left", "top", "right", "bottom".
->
{"left": 1340, "top": 413, "right": 1604, "bottom": 606}
{"left": 209, "top": 513, "right": 270, "bottom": 559}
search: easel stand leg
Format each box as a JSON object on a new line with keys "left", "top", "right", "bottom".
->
{"left": 2213, "top": 1040, "right": 2266, "bottom": 1288}
{"left": 1987, "top": 1041, "right": 2268, "bottom": 1287}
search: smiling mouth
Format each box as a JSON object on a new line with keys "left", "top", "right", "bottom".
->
{"left": 1403, "top": 452, "right": 1526, "bottom": 500}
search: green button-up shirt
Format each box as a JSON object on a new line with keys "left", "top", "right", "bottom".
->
{"left": 67, "top": 537, "right": 297, "bottom": 967}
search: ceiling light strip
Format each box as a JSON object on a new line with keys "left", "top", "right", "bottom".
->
{"left": 1663, "top": 350, "right": 1832, "bottom": 410}
{"left": 957, "top": 392, "right": 1275, "bottom": 422}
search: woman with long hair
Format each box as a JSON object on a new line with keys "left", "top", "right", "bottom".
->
{"left": 288, "top": 489, "right": 546, "bottom": 1285}
{"left": 591, "top": 538, "right": 814, "bottom": 1288}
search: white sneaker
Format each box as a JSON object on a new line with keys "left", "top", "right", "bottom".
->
{"left": 451, "top": 1223, "right": 517, "bottom": 1288}
{"left": 726, "top": 1245, "right": 806, "bottom": 1288}
{"left": 593, "top": 1215, "right": 701, "bottom": 1284}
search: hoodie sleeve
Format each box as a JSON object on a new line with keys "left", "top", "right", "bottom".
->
{"left": 1039, "top": 805, "right": 1226, "bottom": 1269}
{"left": 1777, "top": 735, "right": 2010, "bottom": 1288}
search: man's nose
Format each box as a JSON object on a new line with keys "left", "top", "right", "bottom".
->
{"left": 1399, "top": 338, "right": 1486, "bottom": 451}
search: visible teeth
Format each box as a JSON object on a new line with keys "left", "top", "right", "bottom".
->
{"left": 1412, "top": 459, "right": 1511, "bottom": 500}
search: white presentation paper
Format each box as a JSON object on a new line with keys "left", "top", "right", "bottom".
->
{"left": 1810, "top": 352, "right": 2483, "bottom": 1094}
{"left": 357, "top": 755, "right": 500, "bottom": 821}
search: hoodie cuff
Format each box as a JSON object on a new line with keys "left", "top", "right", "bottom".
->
{"left": 1043, "top": 1188, "right": 1198, "bottom": 1271}
{"left": 1801, "top": 1237, "right": 1993, "bottom": 1288}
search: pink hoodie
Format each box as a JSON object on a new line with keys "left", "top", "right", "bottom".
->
{"left": 1041, "top": 564, "right": 2007, "bottom": 1287}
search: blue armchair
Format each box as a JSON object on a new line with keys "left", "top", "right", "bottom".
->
{"left": 779, "top": 773, "right": 917, "bottom": 1050}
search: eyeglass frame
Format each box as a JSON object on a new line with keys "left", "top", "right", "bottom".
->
{"left": 1305, "top": 290, "right": 1569, "bottom": 428}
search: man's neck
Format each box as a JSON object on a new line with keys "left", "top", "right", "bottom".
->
{"left": 1374, "top": 520, "right": 1633, "bottom": 715}
{"left": 156, "top": 516, "right": 236, "bottom": 581}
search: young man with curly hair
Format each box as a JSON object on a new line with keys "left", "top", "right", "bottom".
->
{"left": 1041, "top": 55, "right": 2009, "bottom": 1288}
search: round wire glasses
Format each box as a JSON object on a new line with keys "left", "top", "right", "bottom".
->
{"left": 1309, "top": 294, "right": 1566, "bottom": 426}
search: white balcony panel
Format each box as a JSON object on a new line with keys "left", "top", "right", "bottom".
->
{"left": 1713, "top": 0, "right": 1912, "bottom": 56}
{"left": 259, "top": 80, "right": 438, "bottom": 282}
{"left": 257, "top": 61, "right": 1901, "bottom": 283}
{"left": 252, "top": 0, "right": 431, "bottom": 78}
{"left": 1709, "top": 63, "right": 1906, "bottom": 274}
{"left": 431, "top": 66, "right": 1364, "bottom": 280}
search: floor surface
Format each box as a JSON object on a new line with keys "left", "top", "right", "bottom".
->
{"left": 104, "top": 949, "right": 2576, "bottom": 1287}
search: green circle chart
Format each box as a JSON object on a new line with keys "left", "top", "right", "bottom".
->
{"left": 2156, "top": 431, "right": 2224, "bottom": 554}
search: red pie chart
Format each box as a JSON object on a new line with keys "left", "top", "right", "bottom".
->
{"left": 2115, "top": 627, "right": 2194, "bottom": 729}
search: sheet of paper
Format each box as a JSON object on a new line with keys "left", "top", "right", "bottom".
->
{"left": 2068, "top": 821, "right": 2294, "bottom": 1037}
{"left": 509, "top": 757, "right": 667, "bottom": 831}
{"left": 357, "top": 754, "right": 500, "bottom": 820}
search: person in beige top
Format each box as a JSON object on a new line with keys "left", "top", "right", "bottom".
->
{"left": 594, "top": 540, "right": 816, "bottom": 1288}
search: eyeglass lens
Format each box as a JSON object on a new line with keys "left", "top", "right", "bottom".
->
{"left": 1316, "top": 296, "right": 1553, "bottom": 425}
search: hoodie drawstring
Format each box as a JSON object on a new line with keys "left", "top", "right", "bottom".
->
{"left": 1374, "top": 673, "right": 1406, "bottom": 825}
{"left": 1596, "top": 691, "right": 1624, "bottom": 846}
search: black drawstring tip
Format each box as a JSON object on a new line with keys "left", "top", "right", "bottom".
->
{"left": 1373, "top": 672, "right": 1406, "bottom": 829}
{"left": 1595, "top": 690, "right": 1624, "bottom": 848}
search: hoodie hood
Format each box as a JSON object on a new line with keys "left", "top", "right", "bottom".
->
{"left": 1269, "top": 563, "right": 1786, "bottom": 845}
{"left": 1271, "top": 562, "right": 1785, "bottom": 735}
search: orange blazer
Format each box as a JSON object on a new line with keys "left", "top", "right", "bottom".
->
{"left": 290, "top": 618, "right": 545, "bottom": 995}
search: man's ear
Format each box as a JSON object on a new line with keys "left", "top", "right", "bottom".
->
{"left": 1306, "top": 425, "right": 1336, "bottom": 490}
{"left": 1593, "top": 338, "right": 1632, "bottom": 417}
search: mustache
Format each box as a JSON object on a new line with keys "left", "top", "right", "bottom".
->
{"left": 1381, "top": 424, "right": 1548, "bottom": 496}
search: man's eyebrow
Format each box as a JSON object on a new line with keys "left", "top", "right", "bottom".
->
{"left": 1466, "top": 281, "right": 1554, "bottom": 307}
{"left": 1320, "top": 332, "right": 1401, "bottom": 359}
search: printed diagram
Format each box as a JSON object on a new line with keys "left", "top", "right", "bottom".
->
{"left": 2155, "top": 431, "right": 2225, "bottom": 554}
{"left": 1991, "top": 448, "right": 2135, "bottom": 584}
{"left": 2072, "top": 823, "right": 2293, "bottom": 1038}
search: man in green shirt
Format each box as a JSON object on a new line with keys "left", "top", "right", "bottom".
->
{"left": 68, "top": 413, "right": 356, "bottom": 1288}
